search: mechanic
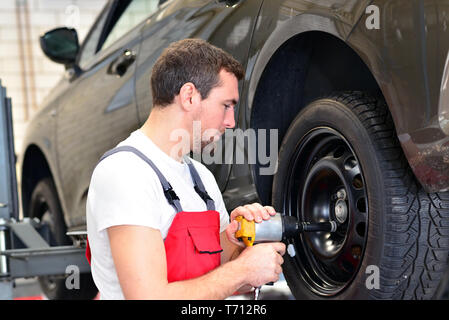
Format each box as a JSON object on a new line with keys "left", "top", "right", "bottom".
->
{"left": 86, "top": 39, "right": 285, "bottom": 300}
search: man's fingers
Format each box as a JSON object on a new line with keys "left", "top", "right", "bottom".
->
{"left": 277, "top": 254, "right": 284, "bottom": 266}
{"left": 227, "top": 220, "right": 238, "bottom": 232}
{"left": 275, "top": 265, "right": 282, "bottom": 275}
{"left": 244, "top": 204, "right": 263, "bottom": 222}
{"left": 226, "top": 220, "right": 246, "bottom": 247}
{"left": 251, "top": 203, "right": 277, "bottom": 220}
{"left": 270, "top": 242, "right": 286, "bottom": 255}
{"left": 264, "top": 206, "right": 277, "bottom": 216}
{"left": 231, "top": 206, "right": 254, "bottom": 221}
{"left": 230, "top": 203, "right": 278, "bottom": 225}
{"left": 249, "top": 203, "right": 269, "bottom": 220}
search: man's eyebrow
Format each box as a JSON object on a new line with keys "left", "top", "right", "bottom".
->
{"left": 224, "top": 99, "right": 238, "bottom": 105}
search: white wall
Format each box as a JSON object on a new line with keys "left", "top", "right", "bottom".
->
{"left": 0, "top": 0, "right": 108, "bottom": 156}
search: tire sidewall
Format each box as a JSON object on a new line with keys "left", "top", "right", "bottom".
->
{"left": 29, "top": 178, "right": 71, "bottom": 299}
{"left": 29, "top": 178, "right": 98, "bottom": 300}
{"left": 273, "top": 99, "right": 386, "bottom": 299}
{"left": 29, "top": 178, "right": 70, "bottom": 246}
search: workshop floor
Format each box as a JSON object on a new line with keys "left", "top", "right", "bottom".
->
{"left": 12, "top": 273, "right": 295, "bottom": 300}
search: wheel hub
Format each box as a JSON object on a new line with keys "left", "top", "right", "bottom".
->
{"left": 301, "top": 159, "right": 349, "bottom": 259}
{"left": 334, "top": 189, "right": 348, "bottom": 224}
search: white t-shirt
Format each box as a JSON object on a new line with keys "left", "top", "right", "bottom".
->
{"left": 86, "top": 129, "right": 230, "bottom": 300}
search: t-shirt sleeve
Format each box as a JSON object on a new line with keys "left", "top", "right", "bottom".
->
{"left": 87, "top": 153, "right": 164, "bottom": 233}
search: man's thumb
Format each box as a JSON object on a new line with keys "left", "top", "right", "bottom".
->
{"left": 228, "top": 220, "right": 238, "bottom": 232}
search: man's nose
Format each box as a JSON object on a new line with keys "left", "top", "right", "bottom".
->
{"left": 224, "top": 108, "right": 236, "bottom": 129}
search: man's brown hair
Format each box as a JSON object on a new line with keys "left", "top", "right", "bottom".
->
{"left": 150, "top": 39, "right": 244, "bottom": 107}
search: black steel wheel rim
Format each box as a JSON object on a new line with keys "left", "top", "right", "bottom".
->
{"left": 283, "top": 127, "right": 369, "bottom": 296}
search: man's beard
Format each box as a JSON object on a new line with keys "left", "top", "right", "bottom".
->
{"left": 202, "top": 136, "right": 220, "bottom": 156}
{"left": 193, "top": 130, "right": 221, "bottom": 155}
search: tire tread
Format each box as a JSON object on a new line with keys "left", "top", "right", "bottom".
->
{"left": 331, "top": 91, "right": 449, "bottom": 299}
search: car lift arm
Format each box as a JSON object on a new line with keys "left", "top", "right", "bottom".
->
{"left": 0, "top": 79, "right": 90, "bottom": 299}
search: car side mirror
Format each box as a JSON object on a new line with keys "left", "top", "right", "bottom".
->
{"left": 40, "top": 27, "right": 80, "bottom": 68}
{"left": 216, "top": 0, "right": 241, "bottom": 6}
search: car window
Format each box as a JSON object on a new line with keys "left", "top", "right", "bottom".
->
{"left": 101, "top": 0, "right": 160, "bottom": 51}
{"left": 78, "top": 5, "right": 110, "bottom": 69}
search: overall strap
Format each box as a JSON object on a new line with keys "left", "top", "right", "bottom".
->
{"left": 98, "top": 146, "right": 183, "bottom": 213}
{"left": 183, "top": 156, "right": 215, "bottom": 211}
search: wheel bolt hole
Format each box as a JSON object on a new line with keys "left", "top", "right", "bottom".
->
{"left": 352, "top": 174, "right": 363, "bottom": 189}
{"left": 351, "top": 245, "right": 362, "bottom": 260}
{"left": 344, "top": 156, "right": 357, "bottom": 170}
{"left": 333, "top": 146, "right": 345, "bottom": 158}
{"left": 356, "top": 197, "right": 366, "bottom": 213}
{"left": 356, "top": 222, "right": 366, "bottom": 237}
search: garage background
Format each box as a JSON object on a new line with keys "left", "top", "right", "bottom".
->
{"left": 0, "top": 0, "right": 104, "bottom": 299}
{"left": 0, "top": 0, "right": 107, "bottom": 159}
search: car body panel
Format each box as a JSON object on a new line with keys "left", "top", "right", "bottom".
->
{"left": 19, "top": 95, "right": 60, "bottom": 209}
{"left": 54, "top": 25, "right": 143, "bottom": 227}
{"left": 347, "top": 0, "right": 449, "bottom": 191}
{"left": 20, "top": 0, "right": 449, "bottom": 231}
{"left": 246, "top": 0, "right": 372, "bottom": 116}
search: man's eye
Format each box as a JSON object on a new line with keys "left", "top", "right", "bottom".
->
{"left": 224, "top": 104, "right": 231, "bottom": 109}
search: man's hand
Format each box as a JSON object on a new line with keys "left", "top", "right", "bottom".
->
{"left": 236, "top": 242, "right": 286, "bottom": 287}
{"left": 226, "top": 203, "right": 277, "bottom": 247}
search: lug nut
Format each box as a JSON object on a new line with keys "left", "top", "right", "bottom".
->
{"left": 336, "top": 188, "right": 347, "bottom": 200}
{"left": 335, "top": 199, "right": 348, "bottom": 224}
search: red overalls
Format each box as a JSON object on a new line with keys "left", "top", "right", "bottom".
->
{"left": 86, "top": 146, "right": 223, "bottom": 283}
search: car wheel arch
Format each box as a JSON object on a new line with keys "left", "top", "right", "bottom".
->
{"left": 20, "top": 144, "right": 68, "bottom": 227}
{"left": 248, "top": 30, "right": 388, "bottom": 205}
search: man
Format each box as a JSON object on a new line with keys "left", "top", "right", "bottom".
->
{"left": 86, "top": 39, "right": 285, "bottom": 300}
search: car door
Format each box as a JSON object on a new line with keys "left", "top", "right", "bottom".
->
{"left": 55, "top": 0, "right": 161, "bottom": 228}
{"left": 134, "top": 0, "right": 264, "bottom": 192}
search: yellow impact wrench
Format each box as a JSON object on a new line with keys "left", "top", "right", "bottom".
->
{"left": 235, "top": 213, "right": 338, "bottom": 299}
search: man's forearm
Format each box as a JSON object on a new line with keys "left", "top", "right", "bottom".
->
{"left": 158, "top": 258, "right": 247, "bottom": 300}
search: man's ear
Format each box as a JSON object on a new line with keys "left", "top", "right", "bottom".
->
{"left": 179, "top": 82, "right": 198, "bottom": 111}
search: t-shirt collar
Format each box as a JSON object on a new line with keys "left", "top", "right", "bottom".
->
{"left": 133, "top": 129, "right": 187, "bottom": 171}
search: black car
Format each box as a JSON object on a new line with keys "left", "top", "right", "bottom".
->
{"left": 20, "top": 0, "right": 449, "bottom": 299}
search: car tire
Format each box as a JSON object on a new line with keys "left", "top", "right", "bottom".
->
{"left": 28, "top": 177, "right": 98, "bottom": 300}
{"left": 433, "top": 261, "right": 449, "bottom": 299}
{"left": 272, "top": 92, "right": 449, "bottom": 299}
